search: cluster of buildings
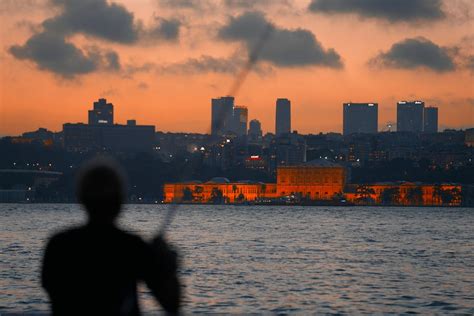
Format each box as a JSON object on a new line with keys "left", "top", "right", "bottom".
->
{"left": 63, "top": 98, "right": 155, "bottom": 153}
{"left": 2, "top": 97, "right": 472, "bottom": 205}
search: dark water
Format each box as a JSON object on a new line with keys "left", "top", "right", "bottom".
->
{"left": 1, "top": 204, "right": 473, "bottom": 314}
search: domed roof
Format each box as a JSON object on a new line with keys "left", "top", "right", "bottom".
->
{"left": 207, "top": 177, "right": 230, "bottom": 184}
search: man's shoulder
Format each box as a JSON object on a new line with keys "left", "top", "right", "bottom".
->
{"left": 48, "top": 226, "right": 84, "bottom": 240}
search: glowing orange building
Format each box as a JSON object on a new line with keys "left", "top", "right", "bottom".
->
{"left": 163, "top": 159, "right": 346, "bottom": 203}
{"left": 276, "top": 160, "right": 346, "bottom": 200}
{"left": 163, "top": 178, "right": 277, "bottom": 203}
{"left": 163, "top": 160, "right": 462, "bottom": 206}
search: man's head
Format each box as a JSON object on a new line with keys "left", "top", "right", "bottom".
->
{"left": 76, "top": 158, "right": 126, "bottom": 224}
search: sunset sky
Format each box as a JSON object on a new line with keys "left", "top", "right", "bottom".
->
{"left": 0, "top": 0, "right": 473, "bottom": 136}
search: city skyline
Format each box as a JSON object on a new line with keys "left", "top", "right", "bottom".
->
{"left": 1, "top": 0, "right": 473, "bottom": 136}
{"left": 1, "top": 96, "right": 451, "bottom": 137}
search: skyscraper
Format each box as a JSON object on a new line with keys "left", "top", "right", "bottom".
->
{"left": 276, "top": 98, "right": 291, "bottom": 136}
{"left": 233, "top": 106, "right": 248, "bottom": 137}
{"left": 342, "top": 103, "right": 378, "bottom": 135}
{"left": 248, "top": 119, "right": 263, "bottom": 141}
{"left": 423, "top": 107, "right": 438, "bottom": 133}
{"left": 211, "top": 96, "right": 234, "bottom": 136}
{"left": 88, "top": 98, "right": 113, "bottom": 125}
{"left": 397, "top": 101, "right": 424, "bottom": 132}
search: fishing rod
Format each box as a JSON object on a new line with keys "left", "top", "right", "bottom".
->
{"left": 158, "top": 24, "right": 274, "bottom": 237}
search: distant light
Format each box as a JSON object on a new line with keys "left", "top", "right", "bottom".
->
{"left": 368, "top": 103, "right": 374, "bottom": 106}
{"left": 398, "top": 101, "right": 406, "bottom": 104}
{"left": 226, "top": 139, "right": 231, "bottom": 143}
{"left": 251, "top": 155, "right": 260, "bottom": 159}
{"left": 200, "top": 146, "right": 205, "bottom": 151}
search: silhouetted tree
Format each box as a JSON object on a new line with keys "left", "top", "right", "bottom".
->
{"left": 433, "top": 185, "right": 443, "bottom": 204}
{"left": 210, "top": 187, "right": 224, "bottom": 204}
{"left": 406, "top": 186, "right": 423, "bottom": 205}
{"left": 381, "top": 187, "right": 400, "bottom": 205}
{"left": 182, "top": 187, "right": 193, "bottom": 202}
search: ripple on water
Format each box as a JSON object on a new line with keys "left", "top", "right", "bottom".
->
{"left": 1, "top": 204, "right": 473, "bottom": 314}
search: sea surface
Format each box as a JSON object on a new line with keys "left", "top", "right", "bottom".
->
{"left": 1, "top": 204, "right": 473, "bottom": 314}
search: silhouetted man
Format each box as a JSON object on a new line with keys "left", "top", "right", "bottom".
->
{"left": 42, "top": 159, "right": 181, "bottom": 315}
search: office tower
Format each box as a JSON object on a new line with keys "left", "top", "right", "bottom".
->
{"left": 233, "top": 106, "right": 248, "bottom": 137}
{"left": 276, "top": 98, "right": 291, "bottom": 136}
{"left": 423, "top": 107, "right": 438, "bottom": 133}
{"left": 342, "top": 103, "right": 378, "bottom": 135}
{"left": 248, "top": 119, "right": 263, "bottom": 141}
{"left": 397, "top": 101, "right": 424, "bottom": 132}
{"left": 88, "top": 98, "right": 114, "bottom": 125}
{"left": 211, "top": 96, "right": 234, "bottom": 136}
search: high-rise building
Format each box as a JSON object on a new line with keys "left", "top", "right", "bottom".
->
{"left": 88, "top": 98, "right": 114, "bottom": 125}
{"left": 423, "top": 107, "right": 438, "bottom": 133}
{"left": 211, "top": 96, "right": 234, "bottom": 136}
{"left": 276, "top": 98, "right": 291, "bottom": 136}
{"left": 343, "top": 103, "right": 378, "bottom": 135}
{"left": 248, "top": 119, "right": 263, "bottom": 142}
{"left": 233, "top": 106, "right": 248, "bottom": 137}
{"left": 397, "top": 101, "right": 424, "bottom": 132}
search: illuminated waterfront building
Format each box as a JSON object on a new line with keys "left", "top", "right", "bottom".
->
{"left": 276, "top": 98, "right": 291, "bottom": 136}
{"left": 88, "top": 98, "right": 114, "bottom": 125}
{"left": 164, "top": 159, "right": 346, "bottom": 203}
{"left": 423, "top": 107, "right": 438, "bottom": 133}
{"left": 345, "top": 182, "right": 461, "bottom": 206}
{"left": 397, "top": 101, "right": 424, "bottom": 132}
{"left": 276, "top": 159, "right": 346, "bottom": 200}
{"left": 163, "top": 178, "right": 278, "bottom": 203}
{"left": 343, "top": 103, "right": 378, "bottom": 135}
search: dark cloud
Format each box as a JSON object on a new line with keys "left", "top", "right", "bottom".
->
{"left": 223, "top": 0, "right": 290, "bottom": 9}
{"left": 218, "top": 11, "right": 342, "bottom": 68}
{"left": 158, "top": 0, "right": 213, "bottom": 10}
{"left": 104, "top": 51, "right": 121, "bottom": 70}
{"left": 146, "top": 18, "right": 181, "bottom": 41}
{"left": 9, "top": 0, "right": 182, "bottom": 77}
{"left": 159, "top": 55, "right": 242, "bottom": 74}
{"left": 466, "top": 56, "right": 474, "bottom": 71}
{"left": 9, "top": 32, "right": 99, "bottom": 77}
{"left": 370, "top": 37, "right": 455, "bottom": 72}
{"left": 45, "top": 0, "right": 139, "bottom": 43}
{"left": 308, "top": 0, "right": 445, "bottom": 22}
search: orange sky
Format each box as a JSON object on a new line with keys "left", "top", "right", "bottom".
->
{"left": 0, "top": 0, "right": 473, "bottom": 136}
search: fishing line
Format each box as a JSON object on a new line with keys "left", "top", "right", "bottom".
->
{"left": 159, "top": 24, "right": 274, "bottom": 237}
